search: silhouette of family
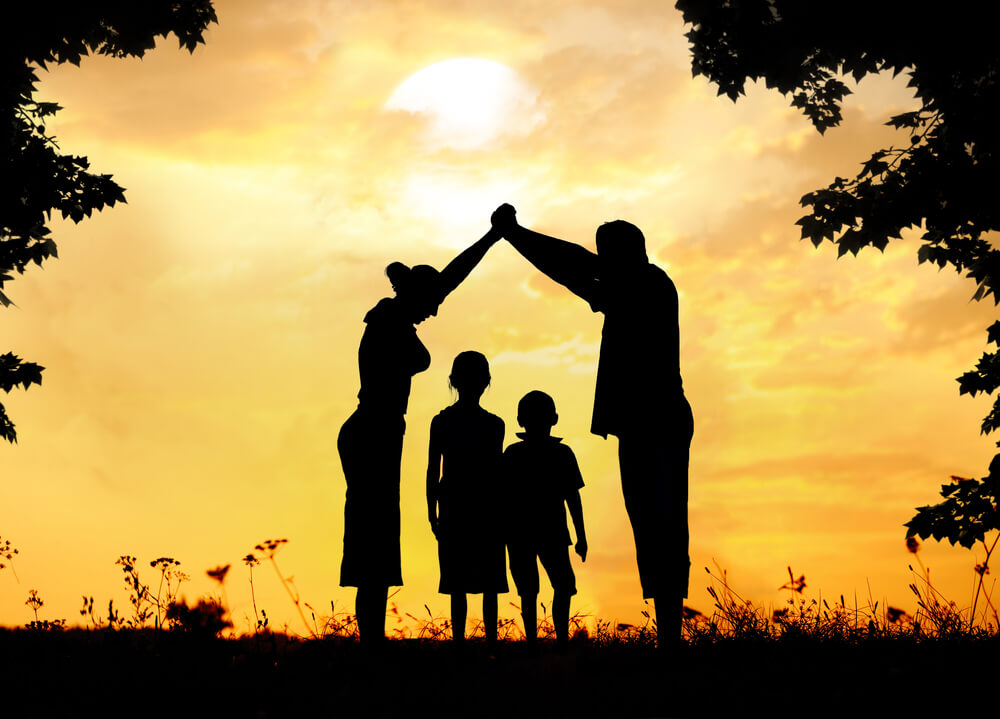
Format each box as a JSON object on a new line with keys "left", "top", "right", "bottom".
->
{"left": 338, "top": 204, "right": 692, "bottom": 648}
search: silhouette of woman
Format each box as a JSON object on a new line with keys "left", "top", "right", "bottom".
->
{"left": 338, "top": 228, "right": 501, "bottom": 643}
{"left": 426, "top": 351, "right": 507, "bottom": 644}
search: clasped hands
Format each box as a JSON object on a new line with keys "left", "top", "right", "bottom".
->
{"left": 486, "top": 203, "right": 518, "bottom": 242}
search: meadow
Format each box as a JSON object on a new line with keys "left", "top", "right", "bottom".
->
{"left": 2, "top": 534, "right": 997, "bottom": 717}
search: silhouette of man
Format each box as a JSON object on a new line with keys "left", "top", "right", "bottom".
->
{"left": 491, "top": 204, "right": 693, "bottom": 647}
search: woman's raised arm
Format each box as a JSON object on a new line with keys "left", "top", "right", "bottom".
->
{"left": 436, "top": 227, "right": 503, "bottom": 302}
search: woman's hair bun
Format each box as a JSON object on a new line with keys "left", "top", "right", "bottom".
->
{"left": 385, "top": 262, "right": 411, "bottom": 292}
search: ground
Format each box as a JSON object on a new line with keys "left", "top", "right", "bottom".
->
{"left": 2, "top": 628, "right": 996, "bottom": 717}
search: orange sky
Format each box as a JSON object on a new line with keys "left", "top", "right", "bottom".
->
{"left": 2, "top": 0, "right": 997, "bottom": 633}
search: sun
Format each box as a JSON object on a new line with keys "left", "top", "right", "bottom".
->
{"left": 384, "top": 58, "right": 543, "bottom": 150}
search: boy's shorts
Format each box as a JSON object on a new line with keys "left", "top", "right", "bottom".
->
{"left": 508, "top": 540, "right": 576, "bottom": 597}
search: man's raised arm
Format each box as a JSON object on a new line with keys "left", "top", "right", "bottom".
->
{"left": 491, "top": 204, "right": 600, "bottom": 306}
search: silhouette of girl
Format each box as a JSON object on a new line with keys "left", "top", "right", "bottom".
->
{"left": 426, "top": 351, "right": 507, "bottom": 644}
{"left": 338, "top": 230, "right": 501, "bottom": 643}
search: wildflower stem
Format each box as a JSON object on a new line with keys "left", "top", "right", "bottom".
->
{"left": 155, "top": 571, "right": 165, "bottom": 629}
{"left": 249, "top": 567, "right": 260, "bottom": 632}
{"left": 970, "top": 532, "right": 999, "bottom": 629}
{"left": 268, "top": 557, "right": 314, "bottom": 638}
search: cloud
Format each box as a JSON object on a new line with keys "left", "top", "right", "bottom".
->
{"left": 889, "top": 281, "right": 996, "bottom": 356}
{"left": 490, "top": 334, "right": 599, "bottom": 374}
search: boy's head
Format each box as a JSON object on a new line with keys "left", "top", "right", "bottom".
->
{"left": 517, "top": 390, "right": 558, "bottom": 432}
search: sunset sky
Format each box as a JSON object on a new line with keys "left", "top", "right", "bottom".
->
{"left": 3, "top": 0, "right": 997, "bottom": 633}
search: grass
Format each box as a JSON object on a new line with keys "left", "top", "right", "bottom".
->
{"left": 4, "top": 534, "right": 998, "bottom": 641}
{"left": 1, "top": 535, "right": 998, "bottom": 717}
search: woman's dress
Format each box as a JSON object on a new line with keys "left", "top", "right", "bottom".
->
{"left": 338, "top": 298, "right": 429, "bottom": 588}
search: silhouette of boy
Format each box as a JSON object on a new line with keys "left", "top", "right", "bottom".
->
{"left": 504, "top": 390, "right": 587, "bottom": 648}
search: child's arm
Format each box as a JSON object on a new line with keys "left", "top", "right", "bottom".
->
{"left": 494, "top": 416, "right": 505, "bottom": 456}
{"left": 566, "top": 490, "right": 587, "bottom": 562}
{"left": 426, "top": 416, "right": 443, "bottom": 538}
